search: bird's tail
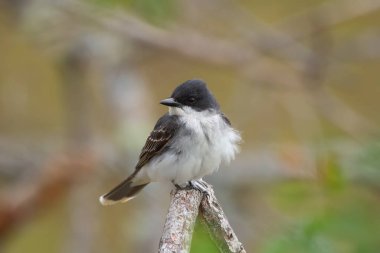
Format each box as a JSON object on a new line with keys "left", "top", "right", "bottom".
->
{"left": 99, "top": 175, "right": 149, "bottom": 205}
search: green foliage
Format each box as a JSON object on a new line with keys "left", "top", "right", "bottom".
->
{"left": 131, "top": 0, "right": 176, "bottom": 24}
{"left": 356, "top": 141, "right": 380, "bottom": 183}
{"left": 321, "top": 153, "right": 346, "bottom": 190}
{"left": 191, "top": 218, "right": 219, "bottom": 253}
{"left": 263, "top": 180, "right": 380, "bottom": 253}
{"left": 88, "top": 0, "right": 177, "bottom": 24}
{"left": 3, "top": 203, "right": 67, "bottom": 253}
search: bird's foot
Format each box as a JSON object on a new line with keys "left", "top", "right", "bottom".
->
{"left": 189, "top": 179, "right": 210, "bottom": 195}
{"left": 173, "top": 180, "right": 210, "bottom": 195}
{"left": 173, "top": 181, "right": 192, "bottom": 190}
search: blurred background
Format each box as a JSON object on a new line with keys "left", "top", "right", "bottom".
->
{"left": 0, "top": 0, "right": 380, "bottom": 252}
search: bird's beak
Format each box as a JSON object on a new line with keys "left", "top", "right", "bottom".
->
{"left": 160, "top": 98, "right": 181, "bottom": 107}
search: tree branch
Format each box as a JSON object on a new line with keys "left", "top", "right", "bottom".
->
{"left": 0, "top": 152, "right": 95, "bottom": 240}
{"left": 55, "top": 1, "right": 256, "bottom": 67}
{"left": 200, "top": 184, "right": 246, "bottom": 253}
{"left": 159, "top": 183, "right": 246, "bottom": 253}
{"left": 278, "top": 0, "right": 380, "bottom": 39}
{"left": 159, "top": 188, "right": 202, "bottom": 253}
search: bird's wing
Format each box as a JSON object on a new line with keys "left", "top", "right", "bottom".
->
{"left": 135, "top": 114, "right": 180, "bottom": 170}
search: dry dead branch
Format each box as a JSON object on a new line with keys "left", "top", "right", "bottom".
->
{"left": 159, "top": 182, "right": 246, "bottom": 253}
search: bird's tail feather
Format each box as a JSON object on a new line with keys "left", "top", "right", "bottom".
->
{"left": 99, "top": 177, "right": 149, "bottom": 205}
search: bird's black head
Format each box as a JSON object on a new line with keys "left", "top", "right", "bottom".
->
{"left": 160, "top": 79, "right": 219, "bottom": 112}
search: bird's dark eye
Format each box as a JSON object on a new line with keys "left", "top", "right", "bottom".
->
{"left": 188, "top": 97, "right": 196, "bottom": 103}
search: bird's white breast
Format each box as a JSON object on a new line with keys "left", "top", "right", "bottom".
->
{"left": 145, "top": 107, "right": 241, "bottom": 185}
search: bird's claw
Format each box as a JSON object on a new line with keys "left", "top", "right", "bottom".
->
{"left": 189, "top": 180, "right": 210, "bottom": 195}
{"left": 173, "top": 180, "right": 210, "bottom": 196}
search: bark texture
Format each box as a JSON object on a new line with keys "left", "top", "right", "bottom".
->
{"left": 200, "top": 184, "right": 247, "bottom": 253}
{"left": 159, "top": 188, "right": 202, "bottom": 253}
{"left": 159, "top": 183, "right": 246, "bottom": 253}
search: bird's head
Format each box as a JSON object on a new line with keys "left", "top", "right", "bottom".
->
{"left": 160, "top": 79, "right": 219, "bottom": 114}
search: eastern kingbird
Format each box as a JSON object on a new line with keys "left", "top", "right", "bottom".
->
{"left": 99, "top": 79, "right": 241, "bottom": 205}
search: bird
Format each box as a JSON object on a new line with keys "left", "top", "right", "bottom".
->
{"left": 99, "top": 79, "right": 241, "bottom": 205}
